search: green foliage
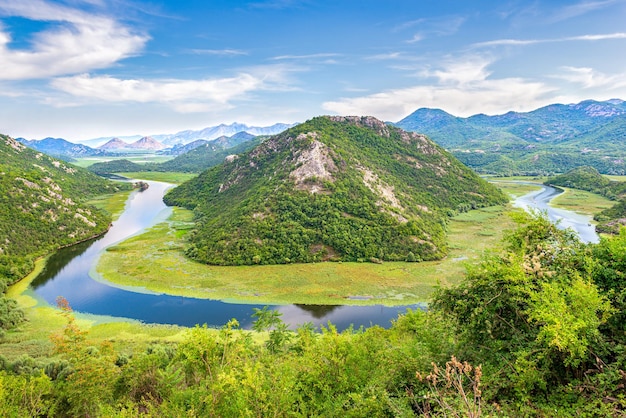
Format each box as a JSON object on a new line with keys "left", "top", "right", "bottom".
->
{"left": 165, "top": 116, "right": 506, "bottom": 265}
{"left": 397, "top": 100, "right": 626, "bottom": 176}
{"left": 0, "top": 134, "right": 128, "bottom": 333}
{"left": 432, "top": 212, "right": 613, "bottom": 403}
{"left": 546, "top": 166, "right": 613, "bottom": 196}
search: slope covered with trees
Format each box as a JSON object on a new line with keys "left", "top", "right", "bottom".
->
{"left": 0, "top": 134, "right": 130, "bottom": 333}
{"left": 165, "top": 116, "right": 507, "bottom": 265}
{"left": 396, "top": 99, "right": 626, "bottom": 175}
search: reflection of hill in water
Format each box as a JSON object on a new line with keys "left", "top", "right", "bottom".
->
{"left": 30, "top": 237, "right": 101, "bottom": 288}
{"left": 294, "top": 304, "right": 340, "bottom": 319}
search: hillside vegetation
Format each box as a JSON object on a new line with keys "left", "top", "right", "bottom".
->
{"left": 165, "top": 116, "right": 507, "bottom": 265}
{"left": 89, "top": 137, "right": 262, "bottom": 175}
{"left": 0, "top": 134, "right": 130, "bottom": 333}
{"left": 3, "top": 214, "right": 626, "bottom": 416}
{"left": 396, "top": 99, "right": 626, "bottom": 175}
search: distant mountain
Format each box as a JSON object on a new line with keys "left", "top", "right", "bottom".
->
{"left": 99, "top": 137, "right": 129, "bottom": 150}
{"left": 81, "top": 122, "right": 295, "bottom": 148}
{"left": 167, "top": 139, "right": 211, "bottom": 156}
{"left": 164, "top": 116, "right": 506, "bottom": 266}
{"left": 127, "top": 136, "right": 166, "bottom": 150}
{"left": 98, "top": 136, "right": 166, "bottom": 151}
{"left": 395, "top": 99, "right": 626, "bottom": 175}
{"left": 90, "top": 137, "right": 263, "bottom": 175}
{"left": 17, "top": 137, "right": 106, "bottom": 160}
{"left": 155, "top": 122, "right": 295, "bottom": 146}
{"left": 157, "top": 137, "right": 262, "bottom": 173}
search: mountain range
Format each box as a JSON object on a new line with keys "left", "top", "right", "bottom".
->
{"left": 16, "top": 137, "right": 108, "bottom": 159}
{"left": 164, "top": 116, "right": 506, "bottom": 265}
{"left": 80, "top": 122, "right": 294, "bottom": 148}
{"left": 99, "top": 136, "right": 166, "bottom": 151}
{"left": 395, "top": 99, "right": 626, "bottom": 175}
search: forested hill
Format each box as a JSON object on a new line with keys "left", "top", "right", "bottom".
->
{"left": 164, "top": 116, "right": 507, "bottom": 265}
{"left": 0, "top": 134, "right": 129, "bottom": 287}
{"left": 88, "top": 137, "right": 263, "bottom": 175}
{"left": 396, "top": 99, "right": 626, "bottom": 175}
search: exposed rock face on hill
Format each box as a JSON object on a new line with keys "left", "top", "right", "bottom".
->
{"left": 164, "top": 116, "right": 507, "bottom": 266}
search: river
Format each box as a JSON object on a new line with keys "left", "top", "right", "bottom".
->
{"left": 29, "top": 181, "right": 417, "bottom": 330}
{"left": 28, "top": 181, "right": 597, "bottom": 330}
{"left": 510, "top": 183, "right": 599, "bottom": 244}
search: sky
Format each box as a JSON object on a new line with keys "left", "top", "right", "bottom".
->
{"left": 1, "top": 0, "right": 626, "bottom": 141}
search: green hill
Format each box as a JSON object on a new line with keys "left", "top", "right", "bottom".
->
{"left": 396, "top": 99, "right": 626, "bottom": 175}
{"left": 88, "top": 137, "right": 262, "bottom": 175}
{"left": 0, "top": 134, "right": 129, "bottom": 285}
{"left": 545, "top": 166, "right": 626, "bottom": 200}
{"left": 164, "top": 116, "right": 507, "bottom": 265}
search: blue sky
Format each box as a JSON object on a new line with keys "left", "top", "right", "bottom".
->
{"left": 1, "top": 0, "right": 626, "bottom": 141}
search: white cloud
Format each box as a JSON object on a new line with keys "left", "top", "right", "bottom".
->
{"left": 473, "top": 32, "right": 626, "bottom": 48}
{"left": 323, "top": 56, "right": 562, "bottom": 120}
{"left": 51, "top": 73, "right": 265, "bottom": 109}
{"left": 188, "top": 49, "right": 248, "bottom": 56}
{"left": 0, "top": 0, "right": 147, "bottom": 80}
{"left": 556, "top": 66, "right": 626, "bottom": 89}
{"left": 48, "top": 62, "right": 301, "bottom": 112}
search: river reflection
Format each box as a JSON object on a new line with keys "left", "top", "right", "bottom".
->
{"left": 30, "top": 181, "right": 418, "bottom": 331}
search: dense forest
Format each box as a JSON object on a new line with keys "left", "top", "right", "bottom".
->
{"left": 2, "top": 213, "right": 626, "bottom": 416}
{"left": 165, "top": 116, "right": 507, "bottom": 266}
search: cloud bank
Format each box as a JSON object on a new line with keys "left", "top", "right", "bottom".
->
{"left": 0, "top": 0, "right": 147, "bottom": 80}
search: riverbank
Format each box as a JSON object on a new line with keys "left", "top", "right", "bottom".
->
{"left": 97, "top": 203, "right": 514, "bottom": 306}
{"left": 103, "top": 179, "right": 609, "bottom": 307}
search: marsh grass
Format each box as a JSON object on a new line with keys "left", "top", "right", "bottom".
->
{"left": 96, "top": 205, "right": 514, "bottom": 306}
{"left": 548, "top": 187, "right": 614, "bottom": 216}
{"left": 87, "top": 189, "right": 133, "bottom": 220}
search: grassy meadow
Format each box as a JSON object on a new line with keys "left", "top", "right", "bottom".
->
{"left": 96, "top": 204, "right": 516, "bottom": 306}
{"left": 72, "top": 154, "right": 174, "bottom": 168}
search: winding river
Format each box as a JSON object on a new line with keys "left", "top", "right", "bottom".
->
{"left": 510, "top": 183, "right": 599, "bottom": 244}
{"left": 28, "top": 181, "right": 599, "bottom": 330}
{"left": 29, "top": 181, "right": 417, "bottom": 330}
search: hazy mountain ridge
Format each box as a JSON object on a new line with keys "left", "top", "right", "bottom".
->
{"left": 98, "top": 136, "right": 166, "bottom": 151}
{"left": 80, "top": 122, "right": 295, "bottom": 147}
{"left": 16, "top": 137, "right": 107, "bottom": 160}
{"left": 164, "top": 116, "right": 507, "bottom": 265}
{"left": 396, "top": 99, "right": 626, "bottom": 175}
